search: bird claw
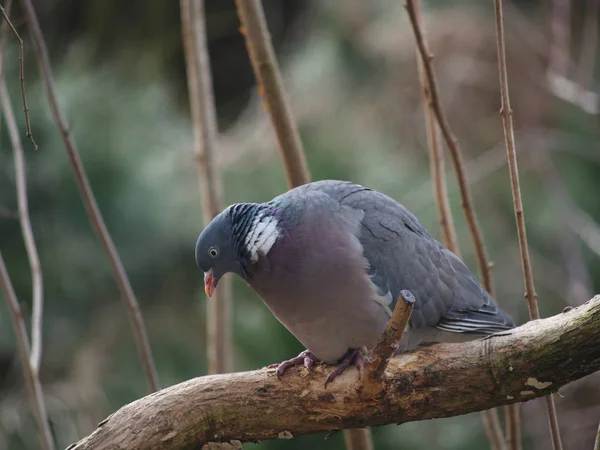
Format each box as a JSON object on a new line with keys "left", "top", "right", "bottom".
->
{"left": 324, "top": 348, "right": 362, "bottom": 388}
{"left": 270, "top": 348, "right": 362, "bottom": 386}
{"left": 270, "top": 350, "right": 318, "bottom": 380}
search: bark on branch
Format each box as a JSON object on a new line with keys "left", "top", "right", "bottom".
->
{"left": 70, "top": 295, "right": 600, "bottom": 450}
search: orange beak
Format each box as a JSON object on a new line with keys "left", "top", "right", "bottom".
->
{"left": 204, "top": 269, "right": 216, "bottom": 297}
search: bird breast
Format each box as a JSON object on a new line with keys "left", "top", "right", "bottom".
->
{"left": 246, "top": 210, "right": 391, "bottom": 363}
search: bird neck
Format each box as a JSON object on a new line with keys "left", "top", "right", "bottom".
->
{"left": 228, "top": 202, "right": 281, "bottom": 268}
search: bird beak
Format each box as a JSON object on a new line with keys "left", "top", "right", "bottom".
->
{"left": 204, "top": 269, "right": 216, "bottom": 297}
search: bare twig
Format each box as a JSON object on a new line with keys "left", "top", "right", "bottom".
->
{"left": 365, "top": 290, "right": 415, "bottom": 380}
{"left": 594, "top": 421, "right": 600, "bottom": 450}
{"left": 493, "top": 2, "right": 563, "bottom": 450}
{"left": 0, "top": 0, "right": 14, "bottom": 82}
{"left": 343, "top": 429, "right": 373, "bottom": 450}
{"left": 404, "top": 0, "right": 495, "bottom": 297}
{"left": 0, "top": 251, "right": 54, "bottom": 450}
{"left": 71, "top": 296, "right": 600, "bottom": 450}
{"left": 1, "top": 79, "right": 44, "bottom": 374}
{"left": 19, "top": 0, "right": 159, "bottom": 392}
{"left": 180, "top": 0, "right": 232, "bottom": 374}
{"left": 480, "top": 410, "right": 509, "bottom": 450}
{"left": 413, "top": 6, "right": 458, "bottom": 255}
{"left": 0, "top": 2, "right": 37, "bottom": 149}
{"left": 406, "top": 3, "right": 507, "bottom": 448}
{"left": 504, "top": 404, "right": 521, "bottom": 450}
{"left": 235, "top": 0, "right": 310, "bottom": 188}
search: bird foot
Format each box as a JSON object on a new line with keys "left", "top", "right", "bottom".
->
{"left": 325, "top": 348, "right": 362, "bottom": 387}
{"left": 268, "top": 350, "right": 318, "bottom": 380}
{"left": 268, "top": 348, "right": 362, "bottom": 386}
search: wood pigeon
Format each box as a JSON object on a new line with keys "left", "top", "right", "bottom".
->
{"left": 195, "top": 180, "right": 515, "bottom": 382}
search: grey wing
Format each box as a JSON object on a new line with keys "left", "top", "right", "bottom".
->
{"left": 309, "top": 181, "right": 515, "bottom": 334}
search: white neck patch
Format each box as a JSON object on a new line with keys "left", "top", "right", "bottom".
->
{"left": 244, "top": 213, "right": 280, "bottom": 263}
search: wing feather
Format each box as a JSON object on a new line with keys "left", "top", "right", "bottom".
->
{"left": 299, "top": 180, "right": 515, "bottom": 335}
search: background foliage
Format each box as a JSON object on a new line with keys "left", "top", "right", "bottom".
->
{"left": 1, "top": 0, "right": 599, "bottom": 449}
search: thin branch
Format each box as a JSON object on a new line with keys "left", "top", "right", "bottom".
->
{"left": 235, "top": 0, "right": 310, "bottom": 188}
{"left": 406, "top": 3, "right": 507, "bottom": 448}
{"left": 69, "top": 296, "right": 600, "bottom": 450}
{"left": 0, "top": 2, "right": 37, "bottom": 149}
{"left": 180, "top": 0, "right": 232, "bottom": 374}
{"left": 0, "top": 0, "right": 14, "bottom": 82}
{"left": 0, "top": 251, "right": 54, "bottom": 450}
{"left": 1, "top": 78, "right": 44, "bottom": 374}
{"left": 364, "top": 290, "right": 414, "bottom": 380}
{"left": 480, "top": 410, "right": 509, "bottom": 450}
{"left": 413, "top": 6, "right": 458, "bottom": 255}
{"left": 493, "top": 2, "right": 563, "bottom": 450}
{"left": 19, "top": 0, "right": 159, "bottom": 392}
{"left": 404, "top": 0, "right": 495, "bottom": 297}
{"left": 504, "top": 404, "right": 520, "bottom": 450}
{"left": 343, "top": 429, "right": 373, "bottom": 450}
{"left": 594, "top": 421, "right": 600, "bottom": 450}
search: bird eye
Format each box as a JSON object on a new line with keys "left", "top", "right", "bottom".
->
{"left": 208, "top": 247, "right": 219, "bottom": 258}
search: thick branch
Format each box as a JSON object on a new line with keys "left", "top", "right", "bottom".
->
{"left": 71, "top": 295, "right": 600, "bottom": 450}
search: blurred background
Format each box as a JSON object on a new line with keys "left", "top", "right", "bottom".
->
{"left": 1, "top": 0, "right": 599, "bottom": 449}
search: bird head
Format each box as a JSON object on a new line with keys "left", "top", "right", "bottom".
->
{"left": 195, "top": 209, "right": 245, "bottom": 297}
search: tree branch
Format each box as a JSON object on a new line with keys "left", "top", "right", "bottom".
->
{"left": 406, "top": 2, "right": 507, "bottom": 448}
{"left": 1, "top": 78, "right": 44, "bottom": 375}
{"left": 412, "top": 1, "right": 458, "bottom": 257}
{"left": 19, "top": 0, "right": 159, "bottom": 393}
{"left": 342, "top": 429, "right": 372, "bottom": 450}
{"left": 234, "top": 0, "right": 310, "bottom": 188}
{"left": 493, "top": 1, "right": 563, "bottom": 449}
{"left": 404, "top": 0, "right": 495, "bottom": 297}
{"left": 0, "top": 1, "right": 37, "bottom": 149}
{"left": 364, "top": 290, "right": 414, "bottom": 381}
{"left": 180, "top": 0, "right": 232, "bottom": 374}
{"left": 0, "top": 251, "right": 54, "bottom": 450}
{"left": 69, "top": 295, "right": 600, "bottom": 450}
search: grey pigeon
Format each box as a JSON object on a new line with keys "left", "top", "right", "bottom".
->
{"left": 195, "top": 180, "right": 515, "bottom": 382}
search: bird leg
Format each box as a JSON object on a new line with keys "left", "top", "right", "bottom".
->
{"left": 325, "top": 348, "right": 362, "bottom": 387}
{"left": 268, "top": 350, "right": 318, "bottom": 380}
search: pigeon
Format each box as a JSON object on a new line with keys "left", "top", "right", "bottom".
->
{"left": 195, "top": 180, "right": 515, "bottom": 382}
